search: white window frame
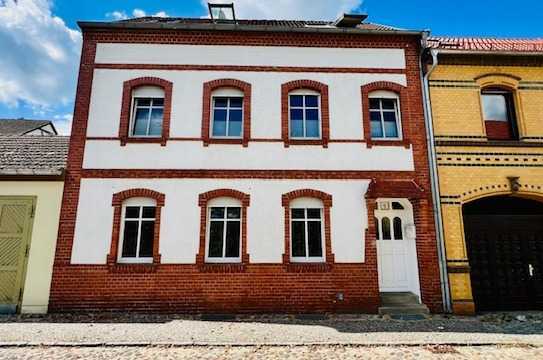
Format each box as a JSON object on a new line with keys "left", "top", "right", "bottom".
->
{"left": 130, "top": 86, "right": 165, "bottom": 138}
{"left": 210, "top": 88, "right": 244, "bottom": 139}
{"left": 368, "top": 91, "right": 402, "bottom": 141}
{"left": 289, "top": 197, "right": 325, "bottom": 263}
{"left": 118, "top": 197, "right": 157, "bottom": 264}
{"left": 288, "top": 89, "right": 322, "bottom": 140}
{"left": 205, "top": 197, "right": 242, "bottom": 263}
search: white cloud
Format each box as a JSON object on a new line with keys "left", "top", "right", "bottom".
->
{"left": 105, "top": 10, "right": 128, "bottom": 21}
{"left": 52, "top": 113, "right": 72, "bottom": 135}
{"left": 0, "top": 0, "right": 81, "bottom": 112}
{"left": 202, "top": 0, "right": 363, "bottom": 20}
{"left": 132, "top": 8, "right": 146, "bottom": 18}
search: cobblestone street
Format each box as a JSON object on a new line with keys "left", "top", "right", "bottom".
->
{"left": 0, "top": 344, "right": 542, "bottom": 359}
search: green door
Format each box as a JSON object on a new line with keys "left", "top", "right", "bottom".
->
{"left": 0, "top": 198, "right": 34, "bottom": 314}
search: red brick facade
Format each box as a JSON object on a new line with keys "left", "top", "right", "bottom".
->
{"left": 49, "top": 28, "right": 443, "bottom": 314}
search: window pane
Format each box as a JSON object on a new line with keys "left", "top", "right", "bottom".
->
{"left": 308, "top": 221, "right": 323, "bottom": 257}
{"left": 210, "top": 207, "right": 225, "bottom": 219}
{"left": 152, "top": 98, "right": 164, "bottom": 107}
{"left": 371, "top": 120, "right": 384, "bottom": 138}
{"left": 290, "top": 95, "right": 303, "bottom": 107}
{"left": 228, "top": 109, "right": 243, "bottom": 137}
{"left": 208, "top": 221, "right": 224, "bottom": 257}
{"left": 212, "top": 110, "right": 227, "bottom": 136}
{"left": 382, "top": 99, "right": 396, "bottom": 110}
{"left": 227, "top": 207, "right": 241, "bottom": 219}
{"left": 375, "top": 217, "right": 380, "bottom": 240}
{"left": 482, "top": 94, "right": 508, "bottom": 122}
{"left": 370, "top": 110, "right": 382, "bottom": 121}
{"left": 290, "top": 119, "right": 304, "bottom": 138}
{"left": 290, "top": 108, "right": 303, "bottom": 120}
{"left": 383, "top": 117, "right": 399, "bottom": 138}
{"left": 121, "top": 221, "right": 139, "bottom": 257}
{"left": 305, "top": 119, "right": 320, "bottom": 138}
{"left": 392, "top": 202, "right": 404, "bottom": 210}
{"left": 149, "top": 108, "right": 163, "bottom": 136}
{"left": 307, "top": 208, "right": 321, "bottom": 219}
{"left": 291, "top": 221, "right": 306, "bottom": 257}
{"left": 369, "top": 98, "right": 380, "bottom": 110}
{"left": 139, "top": 220, "right": 155, "bottom": 257}
{"left": 291, "top": 209, "right": 305, "bottom": 219}
{"left": 382, "top": 217, "right": 391, "bottom": 240}
{"left": 136, "top": 98, "right": 151, "bottom": 107}
{"left": 225, "top": 221, "right": 240, "bottom": 258}
{"left": 125, "top": 206, "right": 140, "bottom": 219}
{"left": 142, "top": 207, "right": 156, "bottom": 218}
{"left": 393, "top": 217, "right": 403, "bottom": 240}
{"left": 305, "top": 95, "right": 319, "bottom": 108}
{"left": 229, "top": 97, "right": 243, "bottom": 108}
{"left": 305, "top": 108, "right": 319, "bottom": 121}
{"left": 133, "top": 108, "right": 150, "bottom": 135}
{"left": 214, "top": 97, "right": 228, "bottom": 108}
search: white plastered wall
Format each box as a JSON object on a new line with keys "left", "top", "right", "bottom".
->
{"left": 71, "top": 179, "right": 370, "bottom": 265}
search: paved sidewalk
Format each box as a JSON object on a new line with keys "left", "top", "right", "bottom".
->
{"left": 0, "top": 313, "right": 542, "bottom": 347}
{"left": 0, "top": 344, "right": 542, "bottom": 359}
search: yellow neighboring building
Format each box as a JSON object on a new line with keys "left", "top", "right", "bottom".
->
{"left": 0, "top": 120, "right": 68, "bottom": 314}
{"left": 426, "top": 38, "right": 543, "bottom": 314}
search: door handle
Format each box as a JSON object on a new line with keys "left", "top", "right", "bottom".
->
{"left": 528, "top": 264, "right": 534, "bottom": 278}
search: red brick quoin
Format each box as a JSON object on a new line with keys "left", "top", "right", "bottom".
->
{"left": 107, "top": 188, "right": 165, "bottom": 271}
{"left": 361, "top": 81, "right": 410, "bottom": 148}
{"left": 119, "top": 77, "right": 173, "bottom": 146}
{"left": 202, "top": 79, "right": 252, "bottom": 147}
{"left": 282, "top": 189, "right": 335, "bottom": 272}
{"left": 196, "top": 189, "right": 251, "bottom": 272}
{"left": 281, "top": 80, "right": 330, "bottom": 148}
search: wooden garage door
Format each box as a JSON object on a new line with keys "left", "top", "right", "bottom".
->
{"left": 0, "top": 198, "right": 33, "bottom": 313}
{"left": 464, "top": 214, "right": 543, "bottom": 311}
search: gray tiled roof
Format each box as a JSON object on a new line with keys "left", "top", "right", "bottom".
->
{"left": 0, "top": 119, "right": 55, "bottom": 136}
{"left": 0, "top": 136, "right": 69, "bottom": 176}
{"left": 115, "top": 17, "right": 403, "bottom": 31}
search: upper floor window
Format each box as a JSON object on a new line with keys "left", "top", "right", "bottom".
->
{"left": 481, "top": 89, "right": 518, "bottom": 140}
{"left": 369, "top": 91, "right": 401, "bottom": 140}
{"left": 206, "top": 198, "right": 242, "bottom": 263}
{"left": 289, "top": 90, "right": 321, "bottom": 139}
{"left": 131, "top": 86, "right": 165, "bottom": 137}
{"left": 290, "top": 198, "right": 325, "bottom": 263}
{"left": 119, "top": 198, "right": 157, "bottom": 263}
{"left": 211, "top": 88, "right": 244, "bottom": 138}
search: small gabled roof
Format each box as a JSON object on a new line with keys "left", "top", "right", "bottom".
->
{"left": 0, "top": 136, "right": 69, "bottom": 177}
{"left": 0, "top": 118, "right": 58, "bottom": 136}
{"left": 428, "top": 37, "right": 543, "bottom": 54}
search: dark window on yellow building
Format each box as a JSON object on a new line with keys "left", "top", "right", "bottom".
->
{"left": 481, "top": 89, "right": 518, "bottom": 140}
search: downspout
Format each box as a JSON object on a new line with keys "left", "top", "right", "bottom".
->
{"left": 419, "top": 35, "right": 452, "bottom": 312}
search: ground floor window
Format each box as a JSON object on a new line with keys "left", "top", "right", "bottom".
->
{"left": 119, "top": 198, "right": 157, "bottom": 263}
{"left": 290, "top": 206, "right": 324, "bottom": 262}
{"left": 206, "top": 205, "right": 242, "bottom": 262}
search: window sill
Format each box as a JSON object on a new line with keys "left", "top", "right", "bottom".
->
{"left": 285, "top": 263, "right": 332, "bottom": 273}
{"left": 284, "top": 139, "right": 328, "bottom": 148}
{"left": 108, "top": 263, "right": 158, "bottom": 273}
{"left": 366, "top": 139, "right": 410, "bottom": 149}
{"left": 198, "top": 263, "right": 247, "bottom": 273}
{"left": 204, "top": 138, "right": 248, "bottom": 147}
{"left": 120, "top": 136, "right": 167, "bottom": 146}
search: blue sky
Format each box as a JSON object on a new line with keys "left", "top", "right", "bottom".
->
{"left": 1, "top": 0, "right": 542, "bottom": 134}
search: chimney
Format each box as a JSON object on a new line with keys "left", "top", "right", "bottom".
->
{"left": 333, "top": 13, "right": 368, "bottom": 28}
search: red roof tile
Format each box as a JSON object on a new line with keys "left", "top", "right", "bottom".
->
{"left": 428, "top": 37, "right": 543, "bottom": 53}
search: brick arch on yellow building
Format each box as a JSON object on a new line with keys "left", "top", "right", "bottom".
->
{"left": 457, "top": 182, "right": 543, "bottom": 204}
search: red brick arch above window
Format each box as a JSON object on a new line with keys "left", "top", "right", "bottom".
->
{"left": 361, "top": 81, "right": 410, "bottom": 148}
{"left": 281, "top": 189, "right": 334, "bottom": 270}
{"left": 281, "top": 80, "right": 330, "bottom": 148}
{"left": 202, "top": 79, "right": 252, "bottom": 147}
{"left": 196, "top": 189, "right": 251, "bottom": 271}
{"left": 108, "top": 188, "right": 165, "bottom": 269}
{"left": 119, "top": 77, "right": 173, "bottom": 146}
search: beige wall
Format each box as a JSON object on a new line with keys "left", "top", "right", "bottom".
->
{"left": 0, "top": 181, "right": 63, "bottom": 313}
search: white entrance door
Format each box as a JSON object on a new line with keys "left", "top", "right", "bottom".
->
{"left": 375, "top": 200, "right": 420, "bottom": 295}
